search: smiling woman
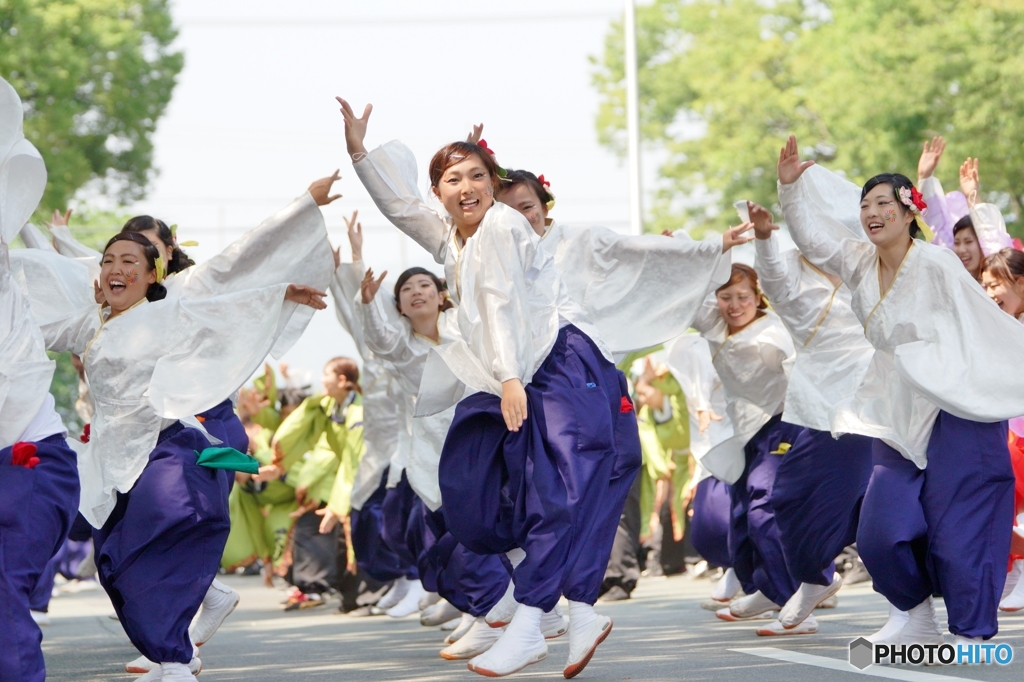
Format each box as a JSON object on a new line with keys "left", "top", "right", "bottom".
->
{"left": 779, "top": 134, "right": 1024, "bottom": 647}
{"left": 100, "top": 233, "right": 167, "bottom": 315}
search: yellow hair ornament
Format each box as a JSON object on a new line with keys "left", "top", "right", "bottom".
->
{"left": 179, "top": 240, "right": 199, "bottom": 247}
{"left": 154, "top": 255, "right": 166, "bottom": 284}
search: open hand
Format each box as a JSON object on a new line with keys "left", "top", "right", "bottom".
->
{"left": 308, "top": 170, "right": 342, "bottom": 206}
{"left": 285, "top": 284, "right": 327, "bottom": 309}
{"left": 49, "top": 208, "right": 73, "bottom": 228}
{"left": 345, "top": 211, "right": 363, "bottom": 262}
{"left": 959, "top": 157, "right": 980, "bottom": 206}
{"left": 336, "top": 97, "right": 372, "bottom": 157}
{"left": 360, "top": 267, "right": 387, "bottom": 304}
{"left": 722, "top": 222, "right": 754, "bottom": 252}
{"left": 466, "top": 123, "right": 484, "bottom": 145}
{"left": 697, "top": 409, "right": 723, "bottom": 435}
{"left": 917, "top": 136, "right": 946, "bottom": 180}
{"left": 778, "top": 135, "right": 815, "bottom": 185}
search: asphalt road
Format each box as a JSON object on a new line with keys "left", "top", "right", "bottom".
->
{"left": 41, "top": 573, "right": 1024, "bottom": 681}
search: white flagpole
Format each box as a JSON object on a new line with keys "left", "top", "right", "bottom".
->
{"left": 624, "top": 0, "right": 643, "bottom": 235}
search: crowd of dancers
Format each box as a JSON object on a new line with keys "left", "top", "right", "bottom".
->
{"left": 4, "top": 70, "right": 1024, "bottom": 682}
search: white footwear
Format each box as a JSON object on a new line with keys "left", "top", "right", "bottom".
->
{"left": 756, "top": 614, "right": 818, "bottom": 636}
{"left": 125, "top": 655, "right": 156, "bottom": 674}
{"left": 729, "top": 590, "right": 780, "bottom": 619}
{"left": 1003, "top": 559, "right": 1023, "bottom": 601}
{"left": 440, "top": 617, "right": 504, "bottom": 660}
{"left": 190, "top": 579, "right": 239, "bottom": 646}
{"left": 386, "top": 579, "right": 427, "bottom": 617}
{"left": 711, "top": 568, "right": 741, "bottom": 602}
{"left": 1000, "top": 566, "right": 1024, "bottom": 611}
{"left": 541, "top": 605, "right": 568, "bottom": 639}
{"left": 159, "top": 661, "right": 199, "bottom": 681}
{"left": 485, "top": 579, "right": 517, "bottom": 627}
{"left": 419, "top": 591, "right": 441, "bottom": 611}
{"left": 421, "top": 599, "right": 462, "bottom": 627}
{"left": 875, "top": 597, "right": 942, "bottom": 646}
{"left": 440, "top": 616, "right": 462, "bottom": 631}
{"left": 29, "top": 611, "right": 50, "bottom": 626}
{"left": 779, "top": 575, "right": 843, "bottom": 628}
{"left": 445, "top": 613, "right": 475, "bottom": 644}
{"left": 126, "top": 656, "right": 201, "bottom": 675}
{"left": 564, "top": 601, "right": 612, "bottom": 679}
{"left": 948, "top": 635, "right": 984, "bottom": 665}
{"left": 376, "top": 577, "right": 410, "bottom": 611}
{"left": 137, "top": 667, "right": 162, "bottom": 682}
{"left": 715, "top": 607, "right": 774, "bottom": 622}
{"left": 467, "top": 604, "right": 547, "bottom": 677}
{"left": 866, "top": 604, "right": 910, "bottom": 643}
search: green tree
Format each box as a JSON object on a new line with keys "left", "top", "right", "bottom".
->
{"left": 0, "top": 0, "right": 183, "bottom": 214}
{"left": 593, "top": 0, "right": 1024, "bottom": 236}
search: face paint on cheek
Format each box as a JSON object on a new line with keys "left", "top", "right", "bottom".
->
{"left": 124, "top": 269, "right": 139, "bottom": 285}
{"left": 883, "top": 208, "right": 897, "bottom": 223}
{"left": 485, "top": 185, "right": 493, "bottom": 198}
{"left": 530, "top": 212, "right": 541, "bottom": 226}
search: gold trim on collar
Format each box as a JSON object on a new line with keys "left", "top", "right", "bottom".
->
{"left": 863, "top": 240, "right": 915, "bottom": 333}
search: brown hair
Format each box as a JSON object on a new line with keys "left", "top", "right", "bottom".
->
{"left": 428, "top": 141, "right": 503, "bottom": 189}
{"left": 716, "top": 263, "right": 768, "bottom": 309}
{"left": 983, "top": 248, "right": 1024, "bottom": 299}
{"left": 324, "top": 356, "right": 361, "bottom": 394}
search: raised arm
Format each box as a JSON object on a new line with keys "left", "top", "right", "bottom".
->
{"left": 959, "top": 158, "right": 1013, "bottom": 256}
{"left": 355, "top": 267, "right": 423, "bottom": 385}
{"left": 750, "top": 202, "right": 801, "bottom": 306}
{"left": 776, "top": 136, "right": 872, "bottom": 287}
{"left": 18, "top": 223, "right": 56, "bottom": 252}
{"left": 337, "top": 96, "right": 449, "bottom": 263}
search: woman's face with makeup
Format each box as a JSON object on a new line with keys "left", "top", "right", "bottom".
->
{"left": 498, "top": 183, "right": 548, "bottom": 237}
{"left": 100, "top": 241, "right": 155, "bottom": 313}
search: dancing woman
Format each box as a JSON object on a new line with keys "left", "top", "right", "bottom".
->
{"left": 746, "top": 200, "right": 876, "bottom": 636}
{"left": 17, "top": 203, "right": 331, "bottom": 682}
{"left": 779, "top": 135, "right": 1024, "bottom": 646}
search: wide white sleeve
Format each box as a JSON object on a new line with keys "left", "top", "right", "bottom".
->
{"left": 552, "top": 224, "right": 728, "bottom": 352}
{"left": 894, "top": 256, "right": 1024, "bottom": 421}
{"left": 330, "top": 261, "right": 368, "bottom": 353}
{"left": 18, "top": 224, "right": 56, "bottom": 252}
{"left": 353, "top": 140, "right": 449, "bottom": 264}
{"left": 754, "top": 233, "right": 801, "bottom": 304}
{"left": 970, "top": 203, "right": 1013, "bottom": 257}
{"left": 665, "top": 334, "right": 712, "bottom": 413}
{"left": 778, "top": 166, "right": 874, "bottom": 290}
{"left": 692, "top": 292, "right": 721, "bottom": 335}
{"left": 147, "top": 283, "right": 300, "bottom": 418}
{"left": 166, "top": 192, "right": 333, "bottom": 357}
{"left": 355, "top": 293, "right": 418, "bottom": 371}
{"left": 7, "top": 247, "right": 98, "bottom": 353}
{"left": 49, "top": 224, "right": 103, "bottom": 260}
{"left": 473, "top": 218, "right": 535, "bottom": 384}
{"left": 0, "top": 243, "right": 57, "bottom": 448}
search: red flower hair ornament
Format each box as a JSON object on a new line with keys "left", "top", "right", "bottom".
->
{"left": 898, "top": 186, "right": 928, "bottom": 214}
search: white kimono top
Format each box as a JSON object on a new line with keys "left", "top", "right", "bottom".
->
{"left": 353, "top": 141, "right": 608, "bottom": 414}
{"left": 664, "top": 332, "right": 733, "bottom": 485}
{"left": 692, "top": 301, "right": 794, "bottom": 484}
{"left": 330, "top": 261, "right": 403, "bottom": 507}
{"left": 12, "top": 195, "right": 330, "bottom": 526}
{"left": 754, "top": 233, "right": 874, "bottom": 433}
{"left": 356, "top": 279, "right": 459, "bottom": 511}
{"left": 354, "top": 140, "right": 732, "bottom": 413}
{"left": 780, "top": 165, "right": 1024, "bottom": 467}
